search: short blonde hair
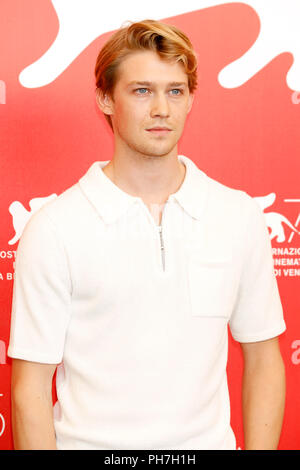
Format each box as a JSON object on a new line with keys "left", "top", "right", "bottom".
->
{"left": 95, "top": 19, "right": 198, "bottom": 129}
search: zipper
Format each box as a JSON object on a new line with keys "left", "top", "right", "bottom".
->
{"left": 157, "top": 225, "right": 165, "bottom": 271}
{"left": 141, "top": 200, "right": 167, "bottom": 272}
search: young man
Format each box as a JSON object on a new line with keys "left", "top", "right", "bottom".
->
{"left": 8, "top": 19, "right": 286, "bottom": 450}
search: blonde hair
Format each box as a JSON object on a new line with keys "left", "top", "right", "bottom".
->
{"left": 95, "top": 19, "right": 198, "bottom": 129}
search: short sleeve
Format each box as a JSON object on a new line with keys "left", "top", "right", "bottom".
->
{"left": 229, "top": 196, "right": 286, "bottom": 343}
{"left": 7, "top": 207, "right": 72, "bottom": 363}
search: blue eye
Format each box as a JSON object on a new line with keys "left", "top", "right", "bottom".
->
{"left": 170, "top": 89, "right": 182, "bottom": 95}
{"left": 136, "top": 88, "right": 148, "bottom": 94}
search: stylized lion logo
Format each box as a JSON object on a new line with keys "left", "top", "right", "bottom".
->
{"left": 8, "top": 194, "right": 57, "bottom": 245}
{"left": 19, "top": 0, "right": 300, "bottom": 92}
{"left": 255, "top": 193, "right": 300, "bottom": 243}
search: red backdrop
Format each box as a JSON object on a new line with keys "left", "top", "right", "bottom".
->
{"left": 1, "top": 0, "right": 299, "bottom": 450}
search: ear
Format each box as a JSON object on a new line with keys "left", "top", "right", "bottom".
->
{"left": 187, "top": 93, "right": 194, "bottom": 114}
{"left": 95, "top": 88, "right": 114, "bottom": 116}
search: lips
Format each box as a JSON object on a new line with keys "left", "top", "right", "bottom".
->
{"left": 146, "top": 127, "right": 171, "bottom": 131}
{"left": 146, "top": 127, "right": 172, "bottom": 135}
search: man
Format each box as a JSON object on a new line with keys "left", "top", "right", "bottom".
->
{"left": 8, "top": 19, "right": 286, "bottom": 450}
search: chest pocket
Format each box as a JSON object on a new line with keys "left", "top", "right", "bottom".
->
{"left": 187, "top": 253, "right": 235, "bottom": 319}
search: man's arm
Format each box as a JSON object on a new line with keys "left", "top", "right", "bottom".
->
{"left": 240, "top": 336, "right": 286, "bottom": 450}
{"left": 11, "top": 358, "right": 58, "bottom": 450}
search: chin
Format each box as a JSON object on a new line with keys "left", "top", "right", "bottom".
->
{"left": 134, "top": 142, "right": 177, "bottom": 158}
{"left": 141, "top": 149, "right": 174, "bottom": 158}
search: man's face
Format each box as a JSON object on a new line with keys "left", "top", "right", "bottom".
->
{"left": 102, "top": 50, "right": 194, "bottom": 158}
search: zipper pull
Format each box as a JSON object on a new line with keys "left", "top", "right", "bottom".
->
{"left": 158, "top": 225, "right": 165, "bottom": 271}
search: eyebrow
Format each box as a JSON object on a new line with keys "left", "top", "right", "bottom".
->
{"left": 127, "top": 81, "right": 188, "bottom": 88}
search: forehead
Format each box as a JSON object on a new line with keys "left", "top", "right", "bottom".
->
{"left": 115, "top": 50, "right": 188, "bottom": 86}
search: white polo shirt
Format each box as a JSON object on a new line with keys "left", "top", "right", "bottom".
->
{"left": 8, "top": 154, "right": 286, "bottom": 450}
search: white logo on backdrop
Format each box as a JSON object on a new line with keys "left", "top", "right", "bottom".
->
{"left": 19, "top": 0, "right": 300, "bottom": 91}
{"left": 0, "top": 412, "right": 5, "bottom": 438}
{"left": 8, "top": 195, "right": 57, "bottom": 245}
{"left": 255, "top": 194, "right": 300, "bottom": 243}
{"left": 7, "top": 192, "right": 300, "bottom": 245}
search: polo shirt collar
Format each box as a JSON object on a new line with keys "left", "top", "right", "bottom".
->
{"left": 78, "top": 154, "right": 208, "bottom": 224}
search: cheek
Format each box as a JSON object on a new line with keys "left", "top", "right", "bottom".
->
{"left": 115, "top": 100, "right": 145, "bottom": 128}
{"left": 172, "top": 103, "right": 190, "bottom": 126}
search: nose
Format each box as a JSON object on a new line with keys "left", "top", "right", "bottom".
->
{"left": 150, "top": 91, "right": 170, "bottom": 119}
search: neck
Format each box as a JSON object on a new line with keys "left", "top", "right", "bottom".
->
{"left": 102, "top": 149, "right": 186, "bottom": 207}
